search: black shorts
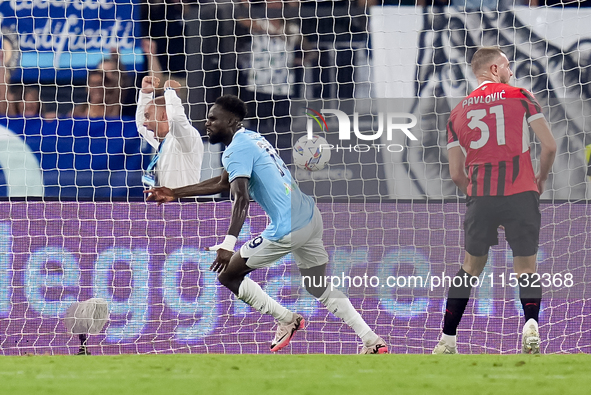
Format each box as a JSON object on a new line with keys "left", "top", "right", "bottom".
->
{"left": 464, "top": 191, "right": 541, "bottom": 257}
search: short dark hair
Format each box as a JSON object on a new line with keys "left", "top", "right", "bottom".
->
{"left": 471, "top": 47, "right": 505, "bottom": 75}
{"left": 215, "top": 95, "right": 247, "bottom": 121}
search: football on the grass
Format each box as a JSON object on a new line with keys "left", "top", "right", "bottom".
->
{"left": 293, "top": 135, "right": 331, "bottom": 171}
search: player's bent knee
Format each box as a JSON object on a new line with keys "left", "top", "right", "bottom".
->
{"left": 300, "top": 263, "right": 328, "bottom": 298}
{"left": 216, "top": 272, "right": 230, "bottom": 287}
{"left": 305, "top": 283, "right": 327, "bottom": 299}
{"left": 302, "top": 274, "right": 327, "bottom": 298}
{"left": 217, "top": 272, "right": 243, "bottom": 295}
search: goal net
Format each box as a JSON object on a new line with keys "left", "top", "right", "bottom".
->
{"left": 0, "top": 1, "right": 588, "bottom": 355}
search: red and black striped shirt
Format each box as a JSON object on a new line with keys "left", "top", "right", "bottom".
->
{"left": 447, "top": 82, "right": 544, "bottom": 197}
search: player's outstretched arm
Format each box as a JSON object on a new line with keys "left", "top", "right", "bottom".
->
{"left": 226, "top": 177, "right": 250, "bottom": 238}
{"left": 174, "top": 171, "right": 230, "bottom": 197}
{"left": 209, "top": 177, "right": 250, "bottom": 273}
{"left": 448, "top": 146, "right": 469, "bottom": 195}
{"left": 144, "top": 171, "right": 230, "bottom": 204}
{"left": 530, "top": 117, "right": 557, "bottom": 194}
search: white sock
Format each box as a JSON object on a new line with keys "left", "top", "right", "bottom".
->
{"left": 238, "top": 278, "right": 293, "bottom": 324}
{"left": 442, "top": 333, "right": 457, "bottom": 347}
{"left": 318, "top": 288, "right": 378, "bottom": 346}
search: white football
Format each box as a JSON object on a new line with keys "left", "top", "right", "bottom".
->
{"left": 293, "top": 135, "right": 331, "bottom": 171}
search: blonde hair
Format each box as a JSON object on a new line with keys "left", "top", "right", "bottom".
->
{"left": 470, "top": 47, "right": 505, "bottom": 76}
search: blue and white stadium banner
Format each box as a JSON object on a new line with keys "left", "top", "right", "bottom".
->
{"left": 0, "top": 0, "right": 144, "bottom": 84}
{"left": 0, "top": 117, "right": 148, "bottom": 198}
{"left": 0, "top": 117, "right": 220, "bottom": 199}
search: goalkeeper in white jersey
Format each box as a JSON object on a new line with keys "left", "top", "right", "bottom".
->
{"left": 146, "top": 95, "right": 387, "bottom": 354}
{"left": 136, "top": 76, "right": 204, "bottom": 189}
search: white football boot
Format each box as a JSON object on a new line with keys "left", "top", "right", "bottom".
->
{"left": 432, "top": 337, "right": 459, "bottom": 354}
{"left": 270, "top": 313, "right": 305, "bottom": 352}
{"left": 360, "top": 337, "right": 388, "bottom": 354}
{"left": 521, "top": 318, "right": 541, "bottom": 354}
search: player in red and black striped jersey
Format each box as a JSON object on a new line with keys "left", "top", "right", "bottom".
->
{"left": 447, "top": 82, "right": 543, "bottom": 197}
{"left": 433, "top": 47, "right": 556, "bottom": 355}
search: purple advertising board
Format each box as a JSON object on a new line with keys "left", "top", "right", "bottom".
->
{"left": 0, "top": 201, "right": 588, "bottom": 355}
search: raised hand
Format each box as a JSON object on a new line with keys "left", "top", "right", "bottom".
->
{"left": 142, "top": 75, "right": 161, "bottom": 94}
{"left": 163, "top": 79, "right": 181, "bottom": 93}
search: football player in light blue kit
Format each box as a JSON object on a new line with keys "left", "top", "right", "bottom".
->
{"left": 146, "top": 95, "right": 386, "bottom": 354}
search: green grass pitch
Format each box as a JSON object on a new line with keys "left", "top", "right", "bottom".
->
{"left": 0, "top": 354, "right": 588, "bottom": 395}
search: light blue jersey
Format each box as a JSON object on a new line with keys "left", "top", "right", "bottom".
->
{"left": 222, "top": 129, "right": 315, "bottom": 241}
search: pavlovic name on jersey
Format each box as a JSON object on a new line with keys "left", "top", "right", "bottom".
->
{"left": 462, "top": 90, "right": 507, "bottom": 108}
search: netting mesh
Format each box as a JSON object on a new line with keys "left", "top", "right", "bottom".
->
{"left": 0, "top": 1, "right": 589, "bottom": 354}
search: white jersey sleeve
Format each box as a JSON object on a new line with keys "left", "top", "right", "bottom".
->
{"left": 164, "top": 89, "right": 204, "bottom": 158}
{"left": 135, "top": 91, "right": 159, "bottom": 150}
